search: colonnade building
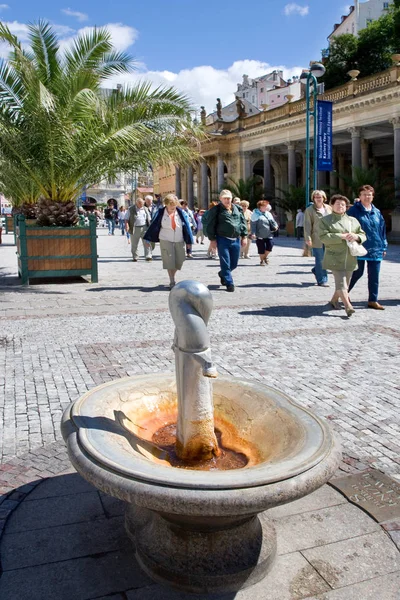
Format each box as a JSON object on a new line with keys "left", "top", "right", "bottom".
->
{"left": 156, "top": 62, "right": 400, "bottom": 233}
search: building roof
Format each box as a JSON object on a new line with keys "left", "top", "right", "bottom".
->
{"left": 328, "top": 5, "right": 355, "bottom": 39}
{"left": 207, "top": 98, "right": 260, "bottom": 124}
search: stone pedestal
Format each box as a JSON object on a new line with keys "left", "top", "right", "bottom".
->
{"left": 126, "top": 504, "right": 277, "bottom": 594}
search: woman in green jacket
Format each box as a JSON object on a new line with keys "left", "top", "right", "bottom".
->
{"left": 319, "top": 195, "right": 366, "bottom": 318}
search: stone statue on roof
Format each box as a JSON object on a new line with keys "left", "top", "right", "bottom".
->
{"left": 216, "top": 98, "right": 222, "bottom": 120}
{"left": 200, "top": 106, "right": 206, "bottom": 126}
{"left": 235, "top": 96, "right": 246, "bottom": 119}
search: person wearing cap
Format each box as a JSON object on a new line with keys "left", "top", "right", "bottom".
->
{"left": 206, "top": 190, "right": 248, "bottom": 292}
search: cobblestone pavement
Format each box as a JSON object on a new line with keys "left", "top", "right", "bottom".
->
{"left": 1, "top": 229, "right": 400, "bottom": 599}
{"left": 0, "top": 229, "right": 399, "bottom": 478}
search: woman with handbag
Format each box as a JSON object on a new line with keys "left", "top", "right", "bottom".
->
{"left": 318, "top": 195, "right": 366, "bottom": 318}
{"left": 250, "top": 200, "right": 279, "bottom": 265}
{"left": 347, "top": 185, "right": 388, "bottom": 310}
{"left": 144, "top": 194, "right": 194, "bottom": 288}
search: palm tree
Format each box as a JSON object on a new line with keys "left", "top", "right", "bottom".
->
{"left": 274, "top": 185, "right": 306, "bottom": 219}
{"left": 338, "top": 167, "right": 395, "bottom": 211}
{"left": 223, "top": 175, "right": 264, "bottom": 208}
{"left": 0, "top": 21, "right": 203, "bottom": 225}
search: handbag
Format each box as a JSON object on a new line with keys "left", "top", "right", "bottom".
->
{"left": 347, "top": 220, "right": 367, "bottom": 257}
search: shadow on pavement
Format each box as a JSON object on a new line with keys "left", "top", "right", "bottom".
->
{"left": 278, "top": 270, "right": 312, "bottom": 275}
{"left": 239, "top": 304, "right": 338, "bottom": 319}
{"left": 88, "top": 284, "right": 169, "bottom": 293}
{"left": 239, "top": 299, "right": 400, "bottom": 318}
{"left": 0, "top": 472, "right": 240, "bottom": 600}
{"left": 238, "top": 282, "right": 316, "bottom": 289}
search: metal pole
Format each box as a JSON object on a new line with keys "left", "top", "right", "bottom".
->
{"left": 312, "top": 74, "right": 318, "bottom": 193}
{"left": 305, "top": 76, "right": 311, "bottom": 208}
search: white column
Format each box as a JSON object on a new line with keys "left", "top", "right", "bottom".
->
{"left": 263, "top": 147, "right": 272, "bottom": 196}
{"left": 287, "top": 143, "right": 296, "bottom": 187}
{"left": 187, "top": 165, "right": 194, "bottom": 209}
{"left": 350, "top": 127, "right": 361, "bottom": 170}
{"left": 217, "top": 154, "right": 225, "bottom": 190}
{"left": 200, "top": 161, "right": 209, "bottom": 209}
{"left": 243, "top": 151, "right": 252, "bottom": 180}
{"left": 361, "top": 139, "right": 369, "bottom": 170}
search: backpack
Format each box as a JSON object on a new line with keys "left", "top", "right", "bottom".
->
{"left": 201, "top": 209, "right": 211, "bottom": 237}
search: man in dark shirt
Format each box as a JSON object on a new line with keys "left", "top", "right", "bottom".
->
{"left": 104, "top": 199, "right": 117, "bottom": 235}
{"left": 206, "top": 190, "right": 248, "bottom": 292}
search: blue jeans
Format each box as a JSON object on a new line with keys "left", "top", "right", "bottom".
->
{"left": 217, "top": 236, "right": 240, "bottom": 286}
{"left": 312, "top": 247, "right": 328, "bottom": 285}
{"left": 106, "top": 218, "right": 115, "bottom": 234}
{"left": 349, "top": 259, "right": 381, "bottom": 302}
{"left": 119, "top": 219, "right": 125, "bottom": 235}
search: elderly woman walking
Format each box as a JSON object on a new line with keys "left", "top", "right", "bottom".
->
{"left": 319, "top": 195, "right": 366, "bottom": 318}
{"left": 239, "top": 200, "right": 253, "bottom": 258}
{"left": 304, "top": 190, "right": 332, "bottom": 287}
{"left": 347, "top": 185, "right": 388, "bottom": 310}
{"left": 251, "top": 200, "right": 278, "bottom": 265}
{"left": 144, "top": 194, "right": 193, "bottom": 288}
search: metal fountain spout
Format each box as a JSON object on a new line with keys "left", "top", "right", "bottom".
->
{"left": 169, "top": 280, "right": 219, "bottom": 461}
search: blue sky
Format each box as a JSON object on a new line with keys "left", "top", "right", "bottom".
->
{"left": 2, "top": 0, "right": 355, "bottom": 109}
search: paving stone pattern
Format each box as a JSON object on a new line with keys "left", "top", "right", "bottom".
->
{"left": 1, "top": 230, "right": 400, "bottom": 479}
{"left": 0, "top": 228, "right": 400, "bottom": 599}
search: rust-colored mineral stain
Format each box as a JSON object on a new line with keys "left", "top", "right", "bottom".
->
{"left": 152, "top": 423, "right": 249, "bottom": 471}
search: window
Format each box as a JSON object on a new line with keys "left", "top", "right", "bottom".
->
{"left": 383, "top": 2, "right": 389, "bottom": 9}
{"left": 366, "top": 18, "right": 373, "bottom": 25}
{"left": 260, "top": 87, "right": 264, "bottom": 92}
{"left": 277, "top": 95, "right": 281, "bottom": 98}
{"left": 252, "top": 96, "right": 255, "bottom": 103}
{"left": 242, "top": 93, "right": 245, "bottom": 98}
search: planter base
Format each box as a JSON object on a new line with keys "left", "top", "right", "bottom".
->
{"left": 126, "top": 504, "right": 277, "bottom": 594}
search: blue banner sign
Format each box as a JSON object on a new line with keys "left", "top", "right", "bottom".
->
{"left": 317, "top": 100, "right": 333, "bottom": 171}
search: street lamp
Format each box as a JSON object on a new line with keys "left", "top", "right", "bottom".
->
{"left": 300, "top": 62, "right": 326, "bottom": 207}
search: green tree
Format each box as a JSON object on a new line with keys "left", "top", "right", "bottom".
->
{"left": 322, "top": 3, "right": 400, "bottom": 90}
{"left": 338, "top": 167, "right": 395, "bottom": 210}
{"left": 321, "top": 34, "right": 358, "bottom": 90}
{"left": 274, "top": 185, "right": 306, "bottom": 219}
{"left": 223, "top": 175, "right": 264, "bottom": 208}
{"left": 355, "top": 12, "right": 396, "bottom": 75}
{"left": 0, "top": 21, "right": 203, "bottom": 225}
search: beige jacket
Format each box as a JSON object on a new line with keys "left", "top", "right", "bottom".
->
{"left": 304, "top": 203, "right": 332, "bottom": 248}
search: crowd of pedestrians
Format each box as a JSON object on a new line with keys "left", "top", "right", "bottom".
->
{"left": 96, "top": 184, "right": 387, "bottom": 314}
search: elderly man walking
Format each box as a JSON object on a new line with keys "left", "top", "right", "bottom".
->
{"left": 126, "top": 198, "right": 152, "bottom": 262}
{"left": 206, "top": 190, "right": 248, "bottom": 292}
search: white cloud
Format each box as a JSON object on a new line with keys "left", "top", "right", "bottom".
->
{"left": 0, "top": 21, "right": 301, "bottom": 115}
{"left": 0, "top": 4, "right": 9, "bottom": 11}
{"left": 0, "top": 20, "right": 77, "bottom": 58}
{"left": 61, "top": 8, "right": 89, "bottom": 22}
{"left": 284, "top": 3, "right": 309, "bottom": 17}
{"left": 0, "top": 21, "right": 29, "bottom": 57}
{"left": 106, "top": 59, "right": 304, "bottom": 113}
{"left": 60, "top": 22, "right": 138, "bottom": 53}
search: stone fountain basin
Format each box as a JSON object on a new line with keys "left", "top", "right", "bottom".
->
{"left": 62, "top": 373, "right": 340, "bottom": 518}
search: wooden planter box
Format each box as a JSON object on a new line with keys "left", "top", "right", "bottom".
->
{"left": 16, "top": 214, "right": 98, "bottom": 284}
{"left": 4, "top": 215, "right": 14, "bottom": 234}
